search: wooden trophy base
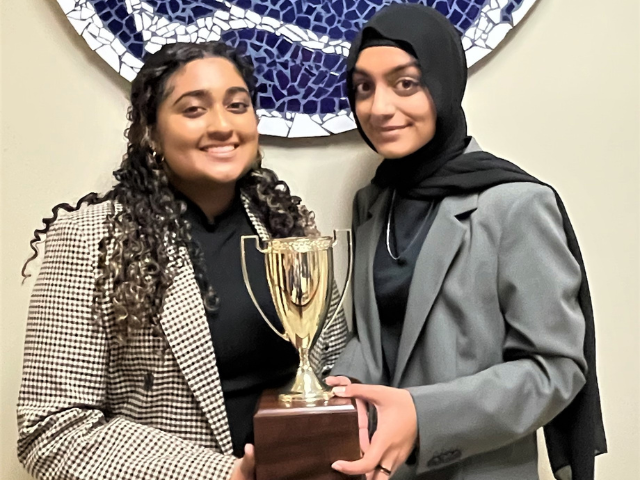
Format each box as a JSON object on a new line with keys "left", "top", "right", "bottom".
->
{"left": 254, "top": 389, "right": 362, "bottom": 480}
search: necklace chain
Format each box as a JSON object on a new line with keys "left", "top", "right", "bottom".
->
{"left": 386, "top": 190, "right": 401, "bottom": 261}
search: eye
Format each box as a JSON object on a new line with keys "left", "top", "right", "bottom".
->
{"left": 228, "top": 102, "right": 250, "bottom": 112}
{"left": 183, "top": 106, "right": 205, "bottom": 117}
{"left": 354, "top": 81, "right": 373, "bottom": 96}
{"left": 397, "top": 79, "right": 419, "bottom": 90}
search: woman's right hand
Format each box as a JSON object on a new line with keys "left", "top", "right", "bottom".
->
{"left": 230, "top": 444, "right": 255, "bottom": 480}
{"left": 325, "top": 376, "right": 371, "bottom": 455}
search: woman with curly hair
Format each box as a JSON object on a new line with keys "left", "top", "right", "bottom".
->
{"left": 17, "top": 41, "right": 347, "bottom": 480}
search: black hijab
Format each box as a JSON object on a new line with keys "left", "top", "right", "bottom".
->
{"left": 347, "top": 5, "right": 606, "bottom": 479}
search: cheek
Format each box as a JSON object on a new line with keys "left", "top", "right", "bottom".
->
{"left": 355, "top": 101, "right": 373, "bottom": 133}
{"left": 158, "top": 117, "right": 204, "bottom": 153}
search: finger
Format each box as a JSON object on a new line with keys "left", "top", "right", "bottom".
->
{"left": 242, "top": 444, "right": 255, "bottom": 473}
{"left": 332, "top": 437, "right": 385, "bottom": 475}
{"left": 332, "top": 384, "right": 388, "bottom": 405}
{"left": 325, "top": 376, "right": 351, "bottom": 387}
{"left": 356, "top": 398, "right": 370, "bottom": 453}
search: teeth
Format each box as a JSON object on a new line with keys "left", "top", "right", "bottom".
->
{"left": 206, "top": 145, "right": 235, "bottom": 153}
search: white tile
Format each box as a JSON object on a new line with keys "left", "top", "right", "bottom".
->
{"left": 134, "top": 13, "right": 143, "bottom": 32}
{"left": 68, "top": 18, "right": 89, "bottom": 34}
{"left": 112, "top": 40, "right": 127, "bottom": 55}
{"left": 96, "top": 44, "right": 120, "bottom": 71}
{"left": 229, "top": 19, "right": 247, "bottom": 29}
{"left": 261, "top": 16, "right": 280, "bottom": 29}
{"left": 258, "top": 117, "right": 290, "bottom": 137}
{"left": 230, "top": 6, "right": 245, "bottom": 18}
{"left": 215, "top": 10, "right": 230, "bottom": 20}
{"left": 142, "top": 30, "right": 152, "bottom": 41}
{"left": 323, "top": 115, "right": 356, "bottom": 134}
{"left": 81, "top": 30, "right": 102, "bottom": 50}
{"left": 288, "top": 25, "right": 309, "bottom": 41}
{"left": 142, "top": 13, "right": 152, "bottom": 30}
{"left": 120, "top": 64, "right": 138, "bottom": 82}
{"left": 58, "top": 0, "right": 76, "bottom": 15}
{"left": 288, "top": 114, "right": 330, "bottom": 138}
{"left": 145, "top": 42, "right": 163, "bottom": 54}
{"left": 80, "top": 6, "right": 94, "bottom": 20}
{"left": 87, "top": 23, "right": 100, "bottom": 36}
{"left": 302, "top": 41, "right": 324, "bottom": 50}
{"left": 207, "top": 31, "right": 221, "bottom": 42}
{"left": 246, "top": 10, "right": 261, "bottom": 24}
{"left": 122, "top": 52, "right": 144, "bottom": 68}
{"left": 186, "top": 24, "right": 198, "bottom": 34}
{"left": 487, "top": 8, "right": 501, "bottom": 24}
{"left": 213, "top": 18, "right": 231, "bottom": 30}
{"left": 486, "top": 23, "right": 511, "bottom": 49}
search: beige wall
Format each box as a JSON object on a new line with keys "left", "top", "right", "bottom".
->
{"left": 1, "top": 0, "right": 638, "bottom": 478}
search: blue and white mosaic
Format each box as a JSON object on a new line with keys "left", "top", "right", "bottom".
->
{"left": 58, "top": 0, "right": 538, "bottom": 137}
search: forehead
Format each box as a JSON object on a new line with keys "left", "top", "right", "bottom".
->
{"left": 354, "top": 46, "right": 418, "bottom": 75}
{"left": 165, "top": 57, "right": 247, "bottom": 97}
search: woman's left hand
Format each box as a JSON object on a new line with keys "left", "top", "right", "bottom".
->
{"left": 331, "top": 384, "right": 418, "bottom": 480}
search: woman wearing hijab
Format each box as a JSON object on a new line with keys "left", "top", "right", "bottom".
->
{"left": 327, "top": 4, "right": 606, "bottom": 480}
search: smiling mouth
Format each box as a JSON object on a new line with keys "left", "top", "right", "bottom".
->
{"left": 379, "top": 125, "right": 408, "bottom": 132}
{"left": 201, "top": 144, "right": 238, "bottom": 158}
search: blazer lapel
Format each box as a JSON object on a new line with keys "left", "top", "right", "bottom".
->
{"left": 352, "top": 189, "right": 391, "bottom": 383}
{"left": 392, "top": 194, "right": 478, "bottom": 386}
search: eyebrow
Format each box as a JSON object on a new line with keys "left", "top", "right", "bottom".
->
{"left": 353, "top": 61, "right": 420, "bottom": 78}
{"left": 172, "top": 86, "right": 250, "bottom": 106}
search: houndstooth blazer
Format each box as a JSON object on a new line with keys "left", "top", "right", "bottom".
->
{"left": 17, "top": 192, "right": 348, "bottom": 480}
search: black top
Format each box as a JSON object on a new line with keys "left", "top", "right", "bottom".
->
{"left": 373, "top": 193, "right": 439, "bottom": 377}
{"left": 182, "top": 193, "right": 299, "bottom": 457}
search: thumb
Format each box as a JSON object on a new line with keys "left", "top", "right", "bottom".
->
{"left": 241, "top": 444, "right": 255, "bottom": 475}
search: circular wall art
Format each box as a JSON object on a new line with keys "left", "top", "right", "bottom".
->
{"left": 58, "top": 0, "right": 537, "bottom": 137}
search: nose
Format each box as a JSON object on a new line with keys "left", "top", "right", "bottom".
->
{"left": 369, "top": 85, "right": 395, "bottom": 120}
{"left": 206, "top": 105, "right": 233, "bottom": 138}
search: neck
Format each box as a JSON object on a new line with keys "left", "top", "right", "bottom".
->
{"left": 172, "top": 180, "right": 237, "bottom": 222}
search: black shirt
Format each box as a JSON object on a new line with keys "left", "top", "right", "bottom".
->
{"left": 373, "top": 193, "right": 440, "bottom": 377}
{"left": 182, "top": 193, "right": 299, "bottom": 457}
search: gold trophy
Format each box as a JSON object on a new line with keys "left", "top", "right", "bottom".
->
{"left": 241, "top": 231, "right": 352, "bottom": 404}
{"left": 241, "top": 231, "right": 361, "bottom": 480}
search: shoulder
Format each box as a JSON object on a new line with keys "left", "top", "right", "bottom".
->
{"left": 48, "top": 199, "right": 119, "bottom": 251}
{"left": 475, "top": 182, "right": 558, "bottom": 218}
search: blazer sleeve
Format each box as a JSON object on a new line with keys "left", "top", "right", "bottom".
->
{"left": 407, "top": 186, "right": 588, "bottom": 474}
{"left": 17, "top": 216, "right": 236, "bottom": 480}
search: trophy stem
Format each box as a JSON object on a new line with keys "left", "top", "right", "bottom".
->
{"left": 278, "top": 348, "right": 333, "bottom": 405}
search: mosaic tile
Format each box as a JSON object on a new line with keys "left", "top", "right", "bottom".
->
{"left": 58, "top": 0, "right": 537, "bottom": 137}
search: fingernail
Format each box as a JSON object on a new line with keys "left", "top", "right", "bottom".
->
{"left": 331, "top": 462, "right": 341, "bottom": 470}
{"left": 333, "top": 387, "right": 346, "bottom": 394}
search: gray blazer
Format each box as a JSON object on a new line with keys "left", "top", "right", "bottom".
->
{"left": 332, "top": 147, "right": 587, "bottom": 479}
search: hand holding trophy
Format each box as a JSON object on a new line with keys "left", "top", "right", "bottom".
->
{"left": 241, "top": 230, "right": 361, "bottom": 480}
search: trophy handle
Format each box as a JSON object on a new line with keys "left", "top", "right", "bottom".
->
{"left": 241, "top": 235, "right": 289, "bottom": 342}
{"left": 324, "top": 229, "right": 354, "bottom": 330}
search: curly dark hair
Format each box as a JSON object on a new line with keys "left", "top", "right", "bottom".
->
{"left": 23, "top": 42, "right": 317, "bottom": 343}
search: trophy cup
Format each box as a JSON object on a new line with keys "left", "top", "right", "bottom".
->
{"left": 241, "top": 231, "right": 361, "bottom": 480}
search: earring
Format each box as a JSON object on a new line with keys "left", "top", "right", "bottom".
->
{"left": 152, "top": 150, "right": 164, "bottom": 165}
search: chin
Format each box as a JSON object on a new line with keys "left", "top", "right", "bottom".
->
{"left": 376, "top": 145, "right": 414, "bottom": 159}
